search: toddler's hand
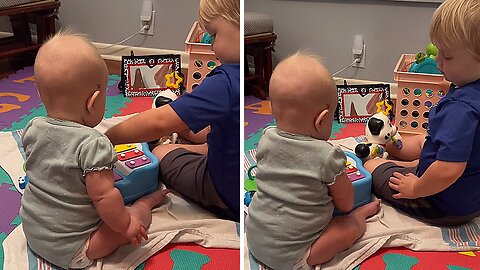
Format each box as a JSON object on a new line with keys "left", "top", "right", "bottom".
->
{"left": 388, "top": 172, "right": 419, "bottom": 199}
{"left": 123, "top": 215, "right": 148, "bottom": 245}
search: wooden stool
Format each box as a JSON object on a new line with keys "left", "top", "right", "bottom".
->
{"left": 0, "top": 0, "right": 60, "bottom": 63}
{"left": 245, "top": 33, "right": 276, "bottom": 100}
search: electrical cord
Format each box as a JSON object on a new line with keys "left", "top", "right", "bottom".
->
{"left": 332, "top": 57, "right": 362, "bottom": 77}
{"left": 97, "top": 25, "right": 149, "bottom": 50}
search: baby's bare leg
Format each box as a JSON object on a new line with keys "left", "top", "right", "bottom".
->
{"left": 306, "top": 199, "right": 381, "bottom": 267}
{"left": 86, "top": 189, "right": 169, "bottom": 260}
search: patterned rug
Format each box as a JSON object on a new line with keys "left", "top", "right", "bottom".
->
{"left": 244, "top": 95, "right": 480, "bottom": 270}
{"left": 0, "top": 66, "right": 239, "bottom": 270}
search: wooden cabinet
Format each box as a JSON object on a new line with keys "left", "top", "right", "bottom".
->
{"left": 0, "top": 0, "right": 60, "bottom": 59}
{"left": 244, "top": 33, "right": 276, "bottom": 100}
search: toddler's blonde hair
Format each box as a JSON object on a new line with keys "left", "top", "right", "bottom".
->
{"left": 430, "top": 0, "right": 480, "bottom": 60}
{"left": 199, "top": 0, "right": 240, "bottom": 29}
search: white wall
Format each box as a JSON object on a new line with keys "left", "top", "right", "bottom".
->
{"left": 1, "top": 0, "right": 200, "bottom": 51}
{"left": 246, "top": 0, "right": 441, "bottom": 82}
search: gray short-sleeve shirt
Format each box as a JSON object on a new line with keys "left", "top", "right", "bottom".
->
{"left": 247, "top": 126, "right": 346, "bottom": 270}
{"left": 20, "top": 117, "right": 117, "bottom": 269}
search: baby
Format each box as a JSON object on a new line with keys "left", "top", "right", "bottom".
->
{"left": 20, "top": 31, "right": 169, "bottom": 269}
{"left": 247, "top": 52, "right": 381, "bottom": 270}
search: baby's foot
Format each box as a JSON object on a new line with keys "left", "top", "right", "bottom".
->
{"left": 136, "top": 189, "right": 170, "bottom": 209}
{"left": 352, "top": 199, "right": 381, "bottom": 219}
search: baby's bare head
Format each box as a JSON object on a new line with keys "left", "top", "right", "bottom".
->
{"left": 34, "top": 30, "right": 108, "bottom": 112}
{"left": 269, "top": 52, "right": 337, "bottom": 132}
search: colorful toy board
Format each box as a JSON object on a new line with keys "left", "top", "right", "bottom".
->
{"left": 114, "top": 143, "right": 159, "bottom": 204}
{"left": 337, "top": 83, "right": 391, "bottom": 124}
{"left": 120, "top": 54, "right": 184, "bottom": 98}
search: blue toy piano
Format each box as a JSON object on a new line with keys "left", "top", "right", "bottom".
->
{"left": 343, "top": 151, "right": 372, "bottom": 210}
{"left": 113, "top": 143, "right": 159, "bottom": 204}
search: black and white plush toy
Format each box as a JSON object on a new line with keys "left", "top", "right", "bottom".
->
{"left": 152, "top": 89, "right": 178, "bottom": 109}
{"left": 151, "top": 90, "right": 178, "bottom": 145}
{"left": 354, "top": 113, "right": 402, "bottom": 160}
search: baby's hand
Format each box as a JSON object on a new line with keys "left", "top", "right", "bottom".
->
{"left": 123, "top": 215, "right": 148, "bottom": 245}
{"left": 389, "top": 172, "right": 419, "bottom": 199}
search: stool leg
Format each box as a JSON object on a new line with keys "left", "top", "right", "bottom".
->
{"left": 9, "top": 15, "right": 32, "bottom": 44}
{"left": 254, "top": 48, "right": 265, "bottom": 92}
{"left": 253, "top": 49, "right": 267, "bottom": 99}
{"left": 264, "top": 46, "right": 273, "bottom": 97}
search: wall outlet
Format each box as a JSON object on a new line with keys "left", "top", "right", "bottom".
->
{"left": 352, "top": 44, "right": 366, "bottom": 68}
{"left": 141, "top": 10, "right": 155, "bottom": 36}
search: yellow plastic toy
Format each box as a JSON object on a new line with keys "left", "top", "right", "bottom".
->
{"left": 376, "top": 99, "right": 393, "bottom": 116}
{"left": 165, "top": 71, "right": 183, "bottom": 89}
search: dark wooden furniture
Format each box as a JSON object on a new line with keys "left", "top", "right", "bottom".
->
{"left": 244, "top": 32, "right": 276, "bottom": 100}
{"left": 0, "top": 0, "right": 60, "bottom": 60}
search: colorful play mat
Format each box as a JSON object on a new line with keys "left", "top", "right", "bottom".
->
{"left": 0, "top": 67, "right": 239, "bottom": 270}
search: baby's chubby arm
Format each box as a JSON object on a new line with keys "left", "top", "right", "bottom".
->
{"left": 389, "top": 160, "right": 466, "bottom": 199}
{"left": 328, "top": 172, "right": 355, "bottom": 213}
{"left": 85, "top": 169, "right": 147, "bottom": 245}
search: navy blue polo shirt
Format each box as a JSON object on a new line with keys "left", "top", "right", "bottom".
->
{"left": 418, "top": 79, "right": 480, "bottom": 216}
{"left": 170, "top": 64, "right": 240, "bottom": 217}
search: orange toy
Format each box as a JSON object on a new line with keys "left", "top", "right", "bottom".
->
{"left": 185, "top": 22, "right": 221, "bottom": 92}
{"left": 394, "top": 54, "right": 450, "bottom": 134}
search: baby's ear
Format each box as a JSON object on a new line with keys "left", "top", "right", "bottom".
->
{"left": 86, "top": 90, "right": 100, "bottom": 113}
{"left": 314, "top": 109, "right": 329, "bottom": 132}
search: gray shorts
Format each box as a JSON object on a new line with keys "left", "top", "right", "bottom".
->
{"left": 372, "top": 162, "right": 479, "bottom": 226}
{"left": 159, "top": 148, "right": 237, "bottom": 221}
